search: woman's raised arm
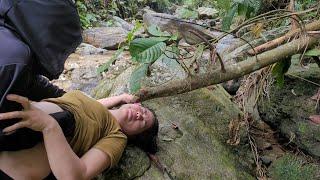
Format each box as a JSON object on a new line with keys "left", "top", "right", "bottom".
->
{"left": 97, "top": 93, "right": 139, "bottom": 108}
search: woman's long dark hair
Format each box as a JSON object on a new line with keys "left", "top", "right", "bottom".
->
{"left": 128, "top": 108, "right": 159, "bottom": 154}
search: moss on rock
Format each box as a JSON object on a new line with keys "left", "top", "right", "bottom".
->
{"left": 269, "top": 154, "right": 319, "bottom": 180}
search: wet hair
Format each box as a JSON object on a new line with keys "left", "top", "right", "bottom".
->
{"left": 128, "top": 107, "right": 159, "bottom": 154}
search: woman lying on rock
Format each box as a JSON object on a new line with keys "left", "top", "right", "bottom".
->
{"left": 0, "top": 90, "right": 159, "bottom": 179}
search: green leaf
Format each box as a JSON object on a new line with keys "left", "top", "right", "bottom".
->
{"left": 147, "top": 25, "right": 171, "bottom": 37}
{"left": 272, "top": 59, "right": 291, "bottom": 87}
{"left": 97, "top": 47, "right": 125, "bottom": 74}
{"left": 175, "top": 7, "right": 198, "bottom": 19}
{"left": 217, "top": 0, "right": 231, "bottom": 11}
{"left": 126, "top": 21, "right": 143, "bottom": 45}
{"left": 222, "top": 4, "right": 238, "bottom": 31}
{"left": 237, "top": 3, "right": 248, "bottom": 17}
{"left": 169, "top": 33, "right": 179, "bottom": 41}
{"left": 305, "top": 48, "right": 320, "bottom": 57}
{"left": 129, "top": 37, "right": 167, "bottom": 63}
{"left": 129, "top": 64, "right": 149, "bottom": 93}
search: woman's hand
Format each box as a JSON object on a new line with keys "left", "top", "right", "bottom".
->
{"left": 120, "top": 93, "right": 139, "bottom": 104}
{"left": 98, "top": 93, "right": 139, "bottom": 108}
{"left": 0, "top": 94, "right": 57, "bottom": 133}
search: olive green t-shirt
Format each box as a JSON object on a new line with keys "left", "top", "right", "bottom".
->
{"left": 45, "top": 90, "right": 127, "bottom": 168}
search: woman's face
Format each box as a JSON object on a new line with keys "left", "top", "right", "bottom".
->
{"left": 118, "top": 103, "right": 154, "bottom": 136}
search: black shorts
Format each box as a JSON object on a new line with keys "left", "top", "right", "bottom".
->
{"left": 0, "top": 168, "right": 57, "bottom": 180}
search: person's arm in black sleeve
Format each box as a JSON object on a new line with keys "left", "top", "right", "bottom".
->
{"left": 27, "top": 75, "right": 66, "bottom": 101}
{"left": 0, "top": 64, "right": 26, "bottom": 113}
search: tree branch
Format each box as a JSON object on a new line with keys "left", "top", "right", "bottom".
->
{"left": 247, "top": 19, "right": 320, "bottom": 55}
{"left": 138, "top": 35, "right": 319, "bottom": 101}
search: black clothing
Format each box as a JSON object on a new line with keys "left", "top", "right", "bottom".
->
{"left": 0, "top": 26, "right": 66, "bottom": 113}
{"left": 0, "top": 26, "right": 67, "bottom": 147}
{"left": 0, "top": 169, "right": 57, "bottom": 180}
{"left": 0, "top": 109, "right": 75, "bottom": 151}
{"left": 0, "top": 109, "right": 74, "bottom": 180}
{"left": 0, "top": 0, "right": 82, "bottom": 79}
{"left": 0, "top": 170, "right": 13, "bottom": 180}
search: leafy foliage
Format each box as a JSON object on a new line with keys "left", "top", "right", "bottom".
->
{"left": 305, "top": 48, "right": 320, "bottom": 57}
{"left": 129, "top": 37, "right": 168, "bottom": 63}
{"left": 218, "top": 0, "right": 260, "bottom": 31}
{"left": 107, "top": 0, "right": 172, "bottom": 19}
{"left": 128, "top": 25, "right": 182, "bottom": 92}
{"left": 76, "top": 1, "right": 100, "bottom": 28}
{"left": 97, "top": 21, "right": 143, "bottom": 74}
{"left": 130, "top": 64, "right": 149, "bottom": 93}
{"left": 97, "top": 47, "right": 125, "bottom": 74}
{"left": 126, "top": 21, "right": 143, "bottom": 45}
{"left": 271, "top": 59, "right": 291, "bottom": 87}
{"left": 222, "top": 4, "right": 238, "bottom": 31}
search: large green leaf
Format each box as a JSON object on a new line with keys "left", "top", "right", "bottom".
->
{"left": 97, "top": 47, "right": 125, "bottom": 74}
{"left": 272, "top": 59, "right": 291, "bottom": 87}
{"left": 305, "top": 48, "right": 320, "bottom": 57}
{"left": 222, "top": 4, "right": 238, "bottom": 31}
{"left": 129, "top": 37, "right": 167, "bottom": 63}
{"left": 130, "top": 64, "right": 149, "bottom": 93}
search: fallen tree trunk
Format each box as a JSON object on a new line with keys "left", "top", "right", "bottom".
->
{"left": 138, "top": 35, "right": 319, "bottom": 101}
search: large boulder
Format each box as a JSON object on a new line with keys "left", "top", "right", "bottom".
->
{"left": 92, "top": 57, "right": 254, "bottom": 179}
{"left": 258, "top": 57, "right": 320, "bottom": 157}
{"left": 96, "top": 87, "right": 254, "bottom": 179}
{"left": 82, "top": 27, "right": 128, "bottom": 50}
{"left": 197, "top": 7, "right": 219, "bottom": 19}
{"left": 143, "top": 12, "right": 221, "bottom": 45}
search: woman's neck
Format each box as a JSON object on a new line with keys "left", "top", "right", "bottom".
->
{"left": 109, "top": 109, "right": 124, "bottom": 124}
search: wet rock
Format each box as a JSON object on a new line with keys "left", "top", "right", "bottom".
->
{"left": 143, "top": 12, "right": 221, "bottom": 45}
{"left": 82, "top": 27, "right": 128, "bottom": 50}
{"left": 222, "top": 79, "right": 241, "bottom": 95}
{"left": 75, "top": 43, "right": 108, "bottom": 56}
{"left": 52, "top": 52, "right": 116, "bottom": 95}
{"left": 197, "top": 7, "right": 219, "bottom": 19}
{"left": 98, "top": 146, "right": 150, "bottom": 180}
{"left": 110, "top": 16, "right": 134, "bottom": 32}
{"left": 260, "top": 155, "right": 272, "bottom": 166}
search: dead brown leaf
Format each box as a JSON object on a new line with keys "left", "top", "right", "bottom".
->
{"left": 309, "top": 115, "right": 320, "bottom": 124}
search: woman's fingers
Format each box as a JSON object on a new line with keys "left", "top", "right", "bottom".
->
{"left": 3, "top": 121, "right": 29, "bottom": 133}
{"left": 6, "top": 94, "right": 31, "bottom": 110}
{"left": 0, "top": 111, "right": 26, "bottom": 120}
